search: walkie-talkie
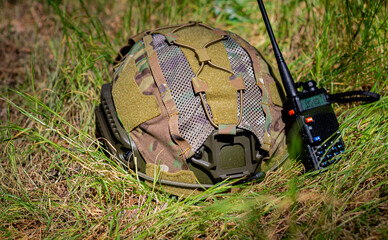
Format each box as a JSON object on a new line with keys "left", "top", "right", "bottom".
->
{"left": 257, "top": 0, "right": 345, "bottom": 171}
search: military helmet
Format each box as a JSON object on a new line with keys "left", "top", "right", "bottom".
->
{"left": 95, "top": 22, "right": 289, "bottom": 196}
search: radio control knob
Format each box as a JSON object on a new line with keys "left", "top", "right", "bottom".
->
{"left": 303, "top": 80, "right": 317, "bottom": 92}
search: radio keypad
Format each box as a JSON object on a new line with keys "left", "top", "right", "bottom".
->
{"left": 286, "top": 87, "right": 345, "bottom": 171}
{"left": 312, "top": 136, "right": 345, "bottom": 168}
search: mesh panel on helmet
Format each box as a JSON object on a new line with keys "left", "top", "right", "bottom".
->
{"left": 223, "top": 37, "right": 266, "bottom": 143}
{"left": 152, "top": 34, "right": 215, "bottom": 152}
{"left": 152, "top": 33, "right": 265, "bottom": 153}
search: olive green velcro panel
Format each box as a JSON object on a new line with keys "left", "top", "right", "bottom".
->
{"left": 112, "top": 57, "right": 161, "bottom": 132}
{"left": 145, "top": 163, "right": 202, "bottom": 197}
{"left": 175, "top": 26, "right": 238, "bottom": 125}
{"left": 195, "top": 48, "right": 211, "bottom": 62}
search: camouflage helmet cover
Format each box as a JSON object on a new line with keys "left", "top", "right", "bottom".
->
{"left": 95, "top": 22, "right": 288, "bottom": 196}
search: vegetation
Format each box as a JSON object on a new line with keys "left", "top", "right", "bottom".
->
{"left": 0, "top": 0, "right": 386, "bottom": 238}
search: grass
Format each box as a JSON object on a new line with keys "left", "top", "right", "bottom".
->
{"left": 0, "top": 0, "right": 387, "bottom": 238}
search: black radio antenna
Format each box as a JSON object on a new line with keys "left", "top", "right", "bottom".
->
{"left": 256, "top": 0, "right": 298, "bottom": 98}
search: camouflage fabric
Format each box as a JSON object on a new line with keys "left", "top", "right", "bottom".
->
{"left": 151, "top": 33, "right": 215, "bottom": 153}
{"left": 111, "top": 22, "right": 287, "bottom": 188}
{"left": 223, "top": 36, "right": 266, "bottom": 145}
{"left": 112, "top": 40, "right": 188, "bottom": 173}
{"left": 228, "top": 32, "right": 286, "bottom": 156}
{"left": 167, "top": 26, "right": 239, "bottom": 127}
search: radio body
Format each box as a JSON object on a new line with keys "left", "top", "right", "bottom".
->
{"left": 257, "top": 0, "right": 346, "bottom": 172}
{"left": 284, "top": 81, "right": 345, "bottom": 171}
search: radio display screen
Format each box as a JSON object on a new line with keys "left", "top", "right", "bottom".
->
{"left": 301, "top": 93, "right": 328, "bottom": 110}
